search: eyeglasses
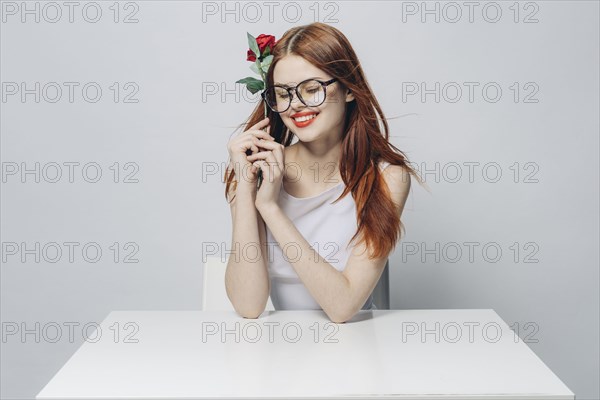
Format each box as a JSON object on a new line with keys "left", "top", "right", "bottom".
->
{"left": 261, "top": 78, "right": 338, "bottom": 113}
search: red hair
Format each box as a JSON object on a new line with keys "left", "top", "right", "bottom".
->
{"left": 225, "top": 22, "right": 424, "bottom": 259}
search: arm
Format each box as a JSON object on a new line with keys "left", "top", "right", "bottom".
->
{"left": 258, "top": 203, "right": 350, "bottom": 322}
{"left": 338, "top": 165, "right": 411, "bottom": 321}
{"left": 258, "top": 165, "right": 411, "bottom": 323}
{"left": 224, "top": 185, "right": 271, "bottom": 319}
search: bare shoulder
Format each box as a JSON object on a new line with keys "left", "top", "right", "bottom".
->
{"left": 381, "top": 164, "right": 411, "bottom": 213}
{"left": 382, "top": 164, "right": 411, "bottom": 190}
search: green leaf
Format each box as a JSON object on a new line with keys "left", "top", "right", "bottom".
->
{"left": 250, "top": 61, "right": 261, "bottom": 75}
{"left": 263, "top": 46, "right": 271, "bottom": 58}
{"left": 261, "top": 55, "right": 273, "bottom": 73}
{"left": 236, "top": 77, "right": 264, "bottom": 94}
{"left": 247, "top": 32, "right": 260, "bottom": 61}
{"left": 235, "top": 77, "right": 262, "bottom": 85}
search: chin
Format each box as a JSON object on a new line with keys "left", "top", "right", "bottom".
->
{"left": 291, "top": 127, "right": 320, "bottom": 142}
{"left": 287, "top": 118, "right": 325, "bottom": 140}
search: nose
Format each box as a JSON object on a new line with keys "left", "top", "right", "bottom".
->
{"left": 289, "top": 90, "right": 306, "bottom": 110}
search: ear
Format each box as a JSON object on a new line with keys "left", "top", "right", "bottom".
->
{"left": 345, "top": 88, "right": 355, "bottom": 103}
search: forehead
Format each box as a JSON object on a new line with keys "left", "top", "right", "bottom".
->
{"left": 273, "top": 54, "right": 329, "bottom": 86}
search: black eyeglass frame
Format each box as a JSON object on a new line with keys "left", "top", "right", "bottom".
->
{"left": 261, "top": 78, "right": 339, "bottom": 113}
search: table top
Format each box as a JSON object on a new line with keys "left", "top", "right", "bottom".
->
{"left": 36, "top": 309, "right": 574, "bottom": 399}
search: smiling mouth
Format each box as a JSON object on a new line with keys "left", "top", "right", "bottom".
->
{"left": 292, "top": 113, "right": 319, "bottom": 122}
{"left": 292, "top": 114, "right": 318, "bottom": 128}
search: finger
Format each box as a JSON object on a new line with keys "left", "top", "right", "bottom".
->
{"left": 254, "top": 141, "right": 284, "bottom": 169}
{"left": 257, "top": 152, "right": 281, "bottom": 183}
{"left": 264, "top": 150, "right": 280, "bottom": 169}
{"left": 247, "top": 150, "right": 272, "bottom": 161}
{"left": 248, "top": 117, "right": 269, "bottom": 132}
{"left": 272, "top": 143, "right": 284, "bottom": 170}
{"left": 249, "top": 152, "right": 280, "bottom": 173}
{"left": 251, "top": 129, "right": 275, "bottom": 141}
{"left": 252, "top": 137, "right": 281, "bottom": 149}
{"left": 250, "top": 151, "right": 280, "bottom": 169}
{"left": 253, "top": 139, "right": 284, "bottom": 165}
{"left": 253, "top": 160, "right": 271, "bottom": 182}
{"left": 242, "top": 136, "right": 259, "bottom": 154}
{"left": 251, "top": 138, "right": 273, "bottom": 153}
{"left": 252, "top": 160, "right": 265, "bottom": 174}
{"left": 252, "top": 138, "right": 283, "bottom": 165}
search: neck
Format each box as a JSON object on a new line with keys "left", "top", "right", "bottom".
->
{"left": 291, "top": 136, "right": 343, "bottom": 183}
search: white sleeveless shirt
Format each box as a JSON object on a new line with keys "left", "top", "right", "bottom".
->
{"left": 266, "top": 160, "right": 391, "bottom": 310}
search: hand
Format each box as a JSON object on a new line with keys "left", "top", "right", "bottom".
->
{"left": 226, "top": 117, "right": 275, "bottom": 191}
{"left": 246, "top": 135, "right": 285, "bottom": 212}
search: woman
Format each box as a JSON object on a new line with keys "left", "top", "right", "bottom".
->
{"left": 224, "top": 22, "right": 422, "bottom": 323}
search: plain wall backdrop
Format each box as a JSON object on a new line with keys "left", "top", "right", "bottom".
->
{"left": 1, "top": 1, "right": 598, "bottom": 398}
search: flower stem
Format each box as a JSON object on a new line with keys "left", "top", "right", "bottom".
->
{"left": 256, "top": 70, "right": 268, "bottom": 189}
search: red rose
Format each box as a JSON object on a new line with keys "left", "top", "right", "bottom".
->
{"left": 246, "top": 34, "right": 277, "bottom": 62}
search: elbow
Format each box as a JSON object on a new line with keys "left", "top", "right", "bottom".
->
{"left": 235, "top": 306, "right": 265, "bottom": 319}
{"left": 226, "top": 282, "right": 270, "bottom": 320}
{"left": 325, "top": 306, "right": 358, "bottom": 324}
{"left": 231, "top": 297, "right": 269, "bottom": 319}
{"left": 241, "top": 312, "right": 263, "bottom": 319}
{"left": 329, "top": 316, "right": 348, "bottom": 324}
{"left": 328, "top": 313, "right": 351, "bottom": 324}
{"left": 237, "top": 310, "right": 263, "bottom": 319}
{"left": 325, "top": 279, "right": 359, "bottom": 324}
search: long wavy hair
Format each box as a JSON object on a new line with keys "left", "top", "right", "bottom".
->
{"left": 225, "top": 22, "right": 424, "bottom": 259}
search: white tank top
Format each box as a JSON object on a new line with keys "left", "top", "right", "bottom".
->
{"left": 266, "top": 160, "right": 391, "bottom": 310}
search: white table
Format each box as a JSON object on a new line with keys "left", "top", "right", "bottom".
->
{"left": 36, "top": 309, "right": 574, "bottom": 399}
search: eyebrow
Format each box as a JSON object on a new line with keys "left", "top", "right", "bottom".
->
{"left": 274, "top": 76, "right": 325, "bottom": 87}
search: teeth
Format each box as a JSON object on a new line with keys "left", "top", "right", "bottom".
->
{"left": 294, "top": 114, "right": 317, "bottom": 122}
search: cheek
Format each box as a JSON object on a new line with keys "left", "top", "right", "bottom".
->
{"left": 322, "top": 93, "right": 347, "bottom": 117}
{"left": 324, "top": 90, "right": 346, "bottom": 109}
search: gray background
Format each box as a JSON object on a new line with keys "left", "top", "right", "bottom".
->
{"left": 1, "top": 1, "right": 598, "bottom": 399}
